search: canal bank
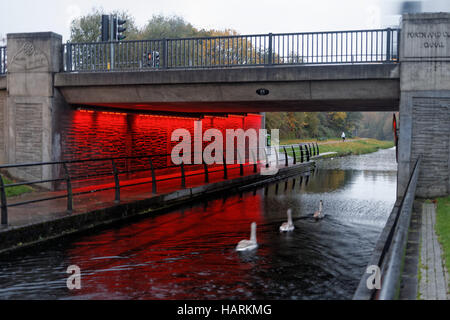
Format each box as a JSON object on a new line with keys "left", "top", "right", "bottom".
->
{"left": 0, "top": 161, "right": 314, "bottom": 256}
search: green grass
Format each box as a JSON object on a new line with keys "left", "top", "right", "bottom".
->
{"left": 318, "top": 139, "right": 394, "bottom": 157}
{"left": 281, "top": 138, "right": 394, "bottom": 158}
{"left": 435, "top": 195, "right": 450, "bottom": 288}
{"left": 417, "top": 238, "right": 423, "bottom": 300}
{"left": 280, "top": 137, "right": 340, "bottom": 145}
{"left": 2, "top": 176, "right": 33, "bottom": 198}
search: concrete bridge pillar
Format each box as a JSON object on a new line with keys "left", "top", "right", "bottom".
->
{"left": 398, "top": 13, "right": 450, "bottom": 198}
{"left": 5, "top": 32, "right": 64, "bottom": 182}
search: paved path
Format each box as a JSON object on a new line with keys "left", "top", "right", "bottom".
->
{"left": 2, "top": 163, "right": 259, "bottom": 228}
{"left": 317, "top": 138, "right": 364, "bottom": 145}
{"left": 282, "top": 138, "right": 365, "bottom": 146}
{"left": 418, "top": 202, "right": 450, "bottom": 300}
{"left": 2, "top": 156, "right": 311, "bottom": 229}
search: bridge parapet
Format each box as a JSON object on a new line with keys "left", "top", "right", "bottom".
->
{"left": 62, "top": 29, "right": 399, "bottom": 73}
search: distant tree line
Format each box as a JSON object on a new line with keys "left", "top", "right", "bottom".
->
{"left": 266, "top": 112, "right": 364, "bottom": 140}
{"left": 266, "top": 111, "right": 395, "bottom": 141}
{"left": 358, "top": 112, "right": 396, "bottom": 141}
{"left": 70, "top": 8, "right": 239, "bottom": 43}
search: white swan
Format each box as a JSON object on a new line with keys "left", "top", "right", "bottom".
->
{"left": 236, "top": 222, "right": 258, "bottom": 251}
{"left": 313, "top": 200, "right": 324, "bottom": 220}
{"left": 280, "top": 209, "right": 295, "bottom": 232}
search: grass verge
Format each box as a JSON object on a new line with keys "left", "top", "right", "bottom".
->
{"left": 318, "top": 139, "right": 394, "bottom": 157}
{"left": 2, "top": 176, "right": 33, "bottom": 198}
{"left": 281, "top": 138, "right": 394, "bottom": 158}
{"left": 435, "top": 195, "right": 450, "bottom": 288}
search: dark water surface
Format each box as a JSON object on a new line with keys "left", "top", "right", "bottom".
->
{"left": 0, "top": 148, "right": 397, "bottom": 300}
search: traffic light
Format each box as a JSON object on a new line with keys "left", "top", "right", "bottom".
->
{"left": 147, "top": 51, "right": 160, "bottom": 68}
{"left": 101, "top": 15, "right": 110, "bottom": 42}
{"left": 113, "top": 17, "right": 127, "bottom": 41}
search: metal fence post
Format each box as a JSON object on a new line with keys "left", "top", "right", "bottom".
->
{"left": 300, "top": 145, "right": 304, "bottom": 163}
{"left": 238, "top": 151, "right": 244, "bottom": 176}
{"left": 306, "top": 145, "right": 310, "bottom": 162}
{"left": 162, "top": 39, "right": 168, "bottom": 69}
{"left": 386, "top": 28, "right": 392, "bottom": 62}
{"left": 111, "top": 159, "right": 120, "bottom": 203}
{"left": 283, "top": 146, "right": 288, "bottom": 167}
{"left": 203, "top": 160, "right": 209, "bottom": 183}
{"left": 251, "top": 150, "right": 257, "bottom": 173}
{"left": 268, "top": 33, "right": 273, "bottom": 65}
{"left": 291, "top": 145, "right": 297, "bottom": 164}
{"left": 223, "top": 154, "right": 228, "bottom": 179}
{"left": 149, "top": 157, "right": 157, "bottom": 194}
{"left": 62, "top": 163, "right": 73, "bottom": 214}
{"left": 316, "top": 142, "right": 320, "bottom": 156}
{"left": 66, "top": 43, "right": 73, "bottom": 72}
{"left": 0, "top": 175, "right": 8, "bottom": 226}
{"left": 180, "top": 162, "right": 186, "bottom": 188}
{"left": 109, "top": 14, "right": 115, "bottom": 70}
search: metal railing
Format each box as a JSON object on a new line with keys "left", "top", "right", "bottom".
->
{"left": 0, "top": 143, "right": 318, "bottom": 226}
{"left": 0, "top": 46, "right": 6, "bottom": 75}
{"left": 62, "top": 28, "right": 399, "bottom": 72}
{"left": 353, "top": 156, "right": 421, "bottom": 300}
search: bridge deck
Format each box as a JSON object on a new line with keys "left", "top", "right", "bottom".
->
{"left": 55, "top": 64, "right": 400, "bottom": 113}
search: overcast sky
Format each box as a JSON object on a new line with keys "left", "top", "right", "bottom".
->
{"left": 1, "top": 0, "right": 449, "bottom": 42}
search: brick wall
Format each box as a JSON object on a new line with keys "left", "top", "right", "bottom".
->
{"left": 58, "top": 109, "right": 262, "bottom": 185}
{"left": 412, "top": 98, "right": 450, "bottom": 197}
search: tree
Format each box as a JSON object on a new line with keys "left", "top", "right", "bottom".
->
{"left": 70, "top": 7, "right": 140, "bottom": 42}
{"left": 304, "top": 113, "right": 320, "bottom": 137}
{"left": 140, "top": 15, "right": 198, "bottom": 40}
{"left": 359, "top": 112, "right": 394, "bottom": 140}
{"left": 344, "top": 112, "right": 363, "bottom": 136}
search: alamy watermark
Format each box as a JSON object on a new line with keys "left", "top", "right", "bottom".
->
{"left": 66, "top": 265, "right": 81, "bottom": 290}
{"left": 171, "top": 121, "right": 280, "bottom": 175}
{"left": 366, "top": 265, "right": 381, "bottom": 290}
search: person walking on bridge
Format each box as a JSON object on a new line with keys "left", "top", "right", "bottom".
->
{"left": 341, "top": 132, "right": 346, "bottom": 142}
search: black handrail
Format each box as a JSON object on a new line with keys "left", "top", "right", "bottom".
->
{"left": 353, "top": 156, "right": 421, "bottom": 300}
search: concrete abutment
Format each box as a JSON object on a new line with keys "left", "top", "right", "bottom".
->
{"left": 398, "top": 13, "right": 450, "bottom": 198}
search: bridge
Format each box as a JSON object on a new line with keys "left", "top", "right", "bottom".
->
{"left": 0, "top": 12, "right": 449, "bottom": 200}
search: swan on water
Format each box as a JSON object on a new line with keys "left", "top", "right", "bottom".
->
{"left": 313, "top": 200, "right": 324, "bottom": 220}
{"left": 236, "top": 222, "right": 258, "bottom": 251}
{"left": 280, "top": 209, "right": 295, "bottom": 232}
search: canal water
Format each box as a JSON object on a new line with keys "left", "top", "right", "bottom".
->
{"left": 0, "top": 147, "right": 397, "bottom": 300}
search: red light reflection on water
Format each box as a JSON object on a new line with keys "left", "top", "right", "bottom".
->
{"left": 66, "top": 193, "right": 266, "bottom": 299}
